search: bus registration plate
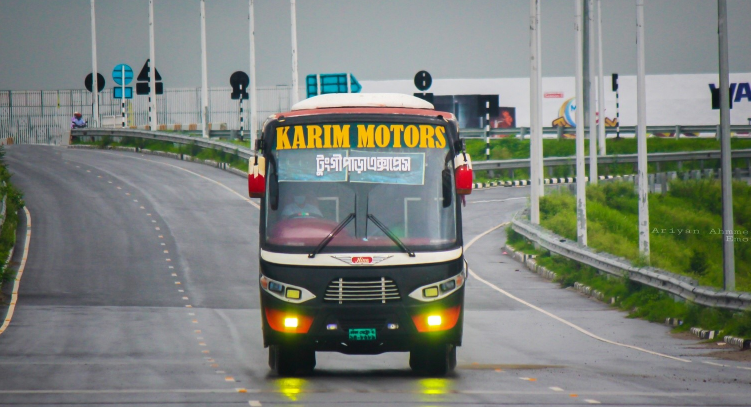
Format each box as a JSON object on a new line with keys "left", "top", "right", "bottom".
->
{"left": 348, "top": 328, "right": 376, "bottom": 341}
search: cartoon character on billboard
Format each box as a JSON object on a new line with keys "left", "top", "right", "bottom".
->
{"left": 551, "top": 97, "right": 617, "bottom": 138}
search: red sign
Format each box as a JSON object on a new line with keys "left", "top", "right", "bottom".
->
{"left": 351, "top": 257, "right": 373, "bottom": 264}
{"left": 544, "top": 92, "right": 564, "bottom": 99}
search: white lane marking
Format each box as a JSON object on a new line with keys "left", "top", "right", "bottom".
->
{"left": 95, "top": 151, "right": 260, "bottom": 209}
{"left": 703, "top": 361, "right": 727, "bottom": 367}
{"left": 549, "top": 387, "right": 564, "bottom": 392}
{"left": 585, "top": 400, "right": 601, "bottom": 404}
{"left": 0, "top": 207, "right": 32, "bottom": 336}
{"left": 465, "top": 222, "right": 691, "bottom": 364}
{"left": 249, "top": 401, "right": 262, "bottom": 407}
{"left": 470, "top": 197, "right": 527, "bottom": 204}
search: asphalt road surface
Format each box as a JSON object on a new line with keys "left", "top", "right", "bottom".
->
{"left": 0, "top": 145, "right": 748, "bottom": 407}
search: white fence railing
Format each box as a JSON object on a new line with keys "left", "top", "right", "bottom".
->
{"left": 0, "top": 86, "right": 293, "bottom": 145}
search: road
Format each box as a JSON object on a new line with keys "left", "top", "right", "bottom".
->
{"left": 0, "top": 145, "right": 748, "bottom": 406}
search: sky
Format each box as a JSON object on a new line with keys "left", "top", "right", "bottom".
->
{"left": 1, "top": 0, "right": 750, "bottom": 91}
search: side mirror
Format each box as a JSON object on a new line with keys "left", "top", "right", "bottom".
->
{"left": 454, "top": 153, "right": 473, "bottom": 195}
{"left": 248, "top": 155, "right": 266, "bottom": 198}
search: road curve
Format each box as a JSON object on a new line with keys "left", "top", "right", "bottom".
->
{"left": 0, "top": 145, "right": 748, "bottom": 406}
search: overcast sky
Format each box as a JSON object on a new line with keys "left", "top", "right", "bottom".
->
{"left": 1, "top": 0, "right": 750, "bottom": 91}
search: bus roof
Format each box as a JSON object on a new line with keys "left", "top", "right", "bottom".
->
{"left": 291, "top": 93, "right": 434, "bottom": 111}
{"left": 273, "top": 93, "right": 455, "bottom": 121}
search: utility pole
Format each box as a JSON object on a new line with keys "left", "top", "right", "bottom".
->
{"left": 575, "top": 0, "right": 587, "bottom": 245}
{"left": 200, "top": 0, "right": 209, "bottom": 138}
{"left": 718, "top": 0, "right": 735, "bottom": 291}
{"left": 249, "top": 0, "right": 258, "bottom": 147}
{"left": 597, "top": 0, "right": 606, "bottom": 155}
{"left": 290, "top": 0, "right": 300, "bottom": 105}
{"left": 587, "top": 0, "right": 597, "bottom": 184}
{"left": 90, "top": 0, "right": 99, "bottom": 127}
{"left": 149, "top": 0, "right": 157, "bottom": 130}
{"left": 530, "top": 0, "right": 542, "bottom": 224}
{"left": 636, "top": 0, "right": 650, "bottom": 260}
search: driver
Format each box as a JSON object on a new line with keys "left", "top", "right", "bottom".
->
{"left": 71, "top": 112, "right": 86, "bottom": 129}
{"left": 281, "top": 193, "right": 323, "bottom": 218}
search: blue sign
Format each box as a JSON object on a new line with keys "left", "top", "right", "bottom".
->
{"left": 113, "top": 87, "right": 133, "bottom": 99}
{"left": 306, "top": 73, "right": 361, "bottom": 98}
{"left": 112, "top": 64, "right": 133, "bottom": 86}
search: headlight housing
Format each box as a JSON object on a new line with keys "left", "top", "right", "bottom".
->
{"left": 260, "top": 274, "right": 316, "bottom": 303}
{"left": 408, "top": 260, "right": 467, "bottom": 302}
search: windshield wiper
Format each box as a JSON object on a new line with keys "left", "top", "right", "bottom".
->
{"left": 367, "top": 214, "right": 416, "bottom": 257}
{"left": 308, "top": 213, "right": 355, "bottom": 258}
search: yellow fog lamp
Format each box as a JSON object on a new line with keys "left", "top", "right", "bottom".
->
{"left": 427, "top": 315, "right": 442, "bottom": 327}
{"left": 284, "top": 317, "right": 299, "bottom": 328}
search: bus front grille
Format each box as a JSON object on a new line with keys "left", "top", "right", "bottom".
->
{"left": 324, "top": 277, "right": 400, "bottom": 304}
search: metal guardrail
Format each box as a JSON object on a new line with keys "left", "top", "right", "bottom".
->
{"left": 510, "top": 211, "right": 751, "bottom": 311}
{"left": 472, "top": 149, "right": 751, "bottom": 172}
{"left": 71, "top": 128, "right": 254, "bottom": 160}
{"left": 71, "top": 129, "right": 751, "bottom": 176}
{"left": 460, "top": 124, "right": 751, "bottom": 138}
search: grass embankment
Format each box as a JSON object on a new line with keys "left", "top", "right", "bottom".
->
{"left": 506, "top": 179, "right": 751, "bottom": 338}
{"left": 540, "top": 180, "right": 751, "bottom": 291}
{"left": 0, "top": 147, "right": 24, "bottom": 287}
{"left": 507, "top": 229, "right": 751, "bottom": 338}
{"left": 75, "top": 137, "right": 249, "bottom": 173}
{"left": 467, "top": 137, "right": 751, "bottom": 183}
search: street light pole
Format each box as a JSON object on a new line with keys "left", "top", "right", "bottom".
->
{"left": 575, "top": 0, "right": 587, "bottom": 245}
{"left": 530, "top": 0, "right": 542, "bottom": 224}
{"left": 149, "top": 0, "right": 157, "bottom": 130}
{"left": 597, "top": 0, "right": 606, "bottom": 156}
{"left": 588, "top": 0, "right": 597, "bottom": 184}
{"left": 200, "top": 0, "right": 209, "bottom": 138}
{"left": 290, "top": 0, "right": 299, "bottom": 105}
{"left": 636, "top": 0, "right": 650, "bottom": 260}
{"left": 718, "top": 0, "right": 736, "bottom": 291}
{"left": 90, "top": 0, "right": 99, "bottom": 127}
{"left": 249, "top": 0, "right": 258, "bottom": 148}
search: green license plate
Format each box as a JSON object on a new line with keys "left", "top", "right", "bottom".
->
{"left": 348, "top": 328, "right": 376, "bottom": 341}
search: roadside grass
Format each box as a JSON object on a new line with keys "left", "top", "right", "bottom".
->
{"left": 467, "top": 137, "right": 751, "bottom": 183}
{"left": 506, "top": 227, "right": 751, "bottom": 338}
{"left": 537, "top": 179, "right": 751, "bottom": 292}
{"left": 74, "top": 137, "right": 249, "bottom": 173}
{"left": 0, "top": 147, "right": 23, "bottom": 286}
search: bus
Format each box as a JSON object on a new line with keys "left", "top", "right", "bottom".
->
{"left": 248, "top": 93, "right": 473, "bottom": 376}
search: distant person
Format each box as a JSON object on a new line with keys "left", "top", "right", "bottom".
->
{"left": 71, "top": 112, "right": 87, "bottom": 129}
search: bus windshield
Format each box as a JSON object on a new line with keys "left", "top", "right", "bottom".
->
{"left": 263, "top": 120, "right": 458, "bottom": 254}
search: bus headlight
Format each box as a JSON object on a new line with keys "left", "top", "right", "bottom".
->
{"left": 260, "top": 274, "right": 316, "bottom": 303}
{"left": 408, "top": 261, "right": 467, "bottom": 302}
